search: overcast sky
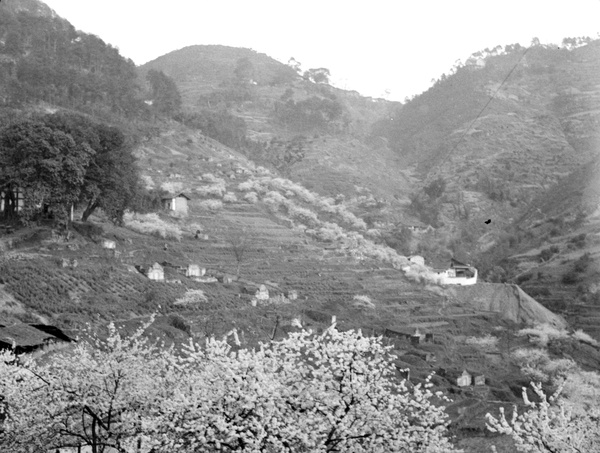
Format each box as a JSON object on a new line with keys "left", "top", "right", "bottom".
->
{"left": 43, "top": 0, "right": 600, "bottom": 101}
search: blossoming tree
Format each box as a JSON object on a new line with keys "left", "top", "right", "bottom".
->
{"left": 0, "top": 319, "right": 461, "bottom": 452}
{"left": 486, "top": 382, "right": 600, "bottom": 452}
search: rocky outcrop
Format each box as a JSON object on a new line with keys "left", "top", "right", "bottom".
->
{"left": 448, "top": 283, "right": 567, "bottom": 328}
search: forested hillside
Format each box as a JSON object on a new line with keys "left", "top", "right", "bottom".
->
{"left": 0, "top": 0, "right": 147, "bottom": 119}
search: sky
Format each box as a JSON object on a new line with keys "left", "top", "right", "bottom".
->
{"left": 43, "top": 0, "right": 600, "bottom": 101}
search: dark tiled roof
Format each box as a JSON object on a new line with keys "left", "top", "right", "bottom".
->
{"left": 0, "top": 324, "right": 54, "bottom": 347}
{"left": 161, "top": 192, "right": 191, "bottom": 201}
{"left": 0, "top": 324, "right": 74, "bottom": 348}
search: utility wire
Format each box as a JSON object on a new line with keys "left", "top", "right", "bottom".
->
{"left": 436, "top": 46, "right": 532, "bottom": 168}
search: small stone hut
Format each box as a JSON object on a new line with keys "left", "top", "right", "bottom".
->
{"left": 255, "top": 284, "right": 269, "bottom": 301}
{"left": 456, "top": 370, "right": 472, "bottom": 387}
{"left": 101, "top": 239, "right": 116, "bottom": 250}
{"left": 161, "top": 193, "right": 190, "bottom": 214}
{"left": 186, "top": 264, "right": 205, "bottom": 278}
{"left": 146, "top": 263, "right": 164, "bottom": 281}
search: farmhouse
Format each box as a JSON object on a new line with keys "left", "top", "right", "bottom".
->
{"left": 435, "top": 258, "right": 478, "bottom": 286}
{"left": 145, "top": 263, "right": 164, "bottom": 281}
{"left": 0, "top": 324, "right": 74, "bottom": 356}
{"left": 101, "top": 239, "right": 116, "bottom": 249}
{"left": 255, "top": 284, "right": 269, "bottom": 301}
{"left": 161, "top": 193, "right": 191, "bottom": 213}
{"left": 186, "top": 264, "right": 205, "bottom": 278}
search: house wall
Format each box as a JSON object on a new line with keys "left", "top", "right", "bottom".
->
{"left": 173, "top": 196, "right": 188, "bottom": 213}
{"left": 147, "top": 269, "right": 164, "bottom": 281}
{"left": 438, "top": 269, "right": 478, "bottom": 286}
{"left": 457, "top": 373, "right": 472, "bottom": 386}
{"left": 186, "top": 265, "right": 205, "bottom": 277}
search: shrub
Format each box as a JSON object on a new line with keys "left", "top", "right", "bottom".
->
{"left": 351, "top": 294, "right": 375, "bottom": 309}
{"left": 510, "top": 347, "right": 575, "bottom": 384}
{"left": 243, "top": 191, "right": 258, "bottom": 203}
{"left": 123, "top": 212, "right": 182, "bottom": 241}
{"left": 516, "top": 273, "right": 532, "bottom": 284}
{"left": 174, "top": 289, "right": 208, "bottom": 306}
{"left": 562, "top": 270, "right": 579, "bottom": 285}
{"left": 168, "top": 314, "right": 191, "bottom": 335}
{"left": 237, "top": 180, "right": 255, "bottom": 192}
{"left": 568, "top": 233, "right": 587, "bottom": 248}
{"left": 572, "top": 329, "right": 599, "bottom": 347}
{"left": 539, "top": 246, "right": 559, "bottom": 262}
{"left": 573, "top": 252, "right": 591, "bottom": 273}
{"left": 222, "top": 192, "right": 238, "bottom": 203}
{"left": 517, "top": 324, "right": 570, "bottom": 347}
{"left": 196, "top": 200, "right": 223, "bottom": 212}
{"left": 465, "top": 334, "right": 499, "bottom": 350}
{"left": 196, "top": 182, "right": 227, "bottom": 198}
{"left": 161, "top": 181, "right": 184, "bottom": 194}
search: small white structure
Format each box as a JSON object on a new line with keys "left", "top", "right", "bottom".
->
{"left": 286, "top": 290, "right": 298, "bottom": 300}
{"left": 408, "top": 255, "right": 425, "bottom": 266}
{"left": 186, "top": 264, "right": 205, "bottom": 278}
{"left": 436, "top": 258, "right": 478, "bottom": 286}
{"left": 457, "top": 370, "right": 472, "bottom": 387}
{"left": 101, "top": 239, "right": 116, "bottom": 250}
{"left": 146, "top": 263, "right": 164, "bottom": 281}
{"left": 162, "top": 193, "right": 190, "bottom": 214}
{"left": 255, "top": 284, "right": 269, "bottom": 301}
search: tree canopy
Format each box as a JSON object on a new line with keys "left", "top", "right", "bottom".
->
{"left": 0, "top": 113, "right": 140, "bottom": 226}
{"left": 0, "top": 118, "right": 93, "bottom": 227}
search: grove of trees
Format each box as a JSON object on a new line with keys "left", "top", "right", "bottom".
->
{"left": 0, "top": 320, "right": 461, "bottom": 453}
{"left": 0, "top": 112, "right": 141, "bottom": 227}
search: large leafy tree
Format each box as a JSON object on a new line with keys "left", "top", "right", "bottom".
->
{"left": 0, "top": 321, "right": 461, "bottom": 453}
{"left": 0, "top": 118, "right": 94, "bottom": 228}
{"left": 44, "top": 112, "right": 141, "bottom": 224}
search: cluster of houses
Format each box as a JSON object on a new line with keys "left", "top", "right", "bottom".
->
{"left": 136, "top": 262, "right": 206, "bottom": 282}
{"left": 384, "top": 327, "right": 486, "bottom": 388}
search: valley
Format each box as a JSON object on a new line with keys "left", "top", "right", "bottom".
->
{"left": 0, "top": 0, "right": 599, "bottom": 450}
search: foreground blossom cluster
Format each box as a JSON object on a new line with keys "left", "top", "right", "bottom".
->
{"left": 486, "top": 381, "right": 600, "bottom": 452}
{"left": 0, "top": 318, "right": 461, "bottom": 452}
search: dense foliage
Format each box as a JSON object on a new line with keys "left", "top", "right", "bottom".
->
{"left": 0, "top": 112, "right": 141, "bottom": 226}
{"left": 0, "top": 0, "right": 146, "bottom": 118}
{"left": 0, "top": 320, "right": 461, "bottom": 452}
{"left": 487, "top": 382, "right": 600, "bottom": 452}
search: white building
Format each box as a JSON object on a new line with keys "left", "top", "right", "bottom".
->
{"left": 162, "top": 193, "right": 190, "bottom": 214}
{"left": 435, "top": 258, "right": 478, "bottom": 286}
{"left": 146, "top": 263, "right": 164, "bottom": 281}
